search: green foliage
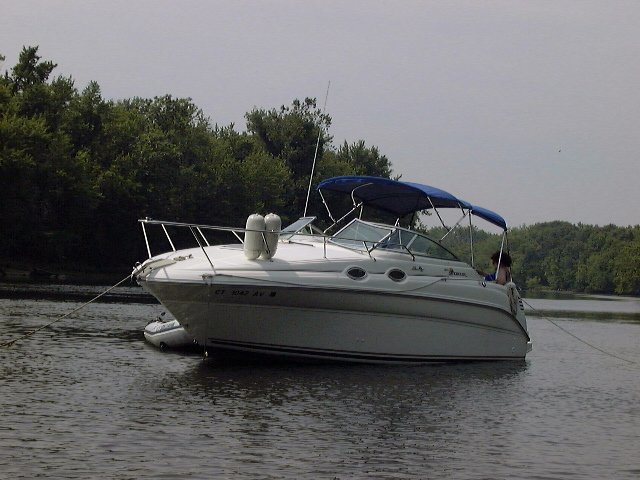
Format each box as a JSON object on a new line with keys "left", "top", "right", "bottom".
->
{"left": 0, "top": 47, "right": 393, "bottom": 272}
{"left": 6, "top": 46, "right": 57, "bottom": 93}
{"left": 508, "top": 223, "right": 640, "bottom": 295}
{"left": 333, "top": 140, "right": 393, "bottom": 178}
{"left": 421, "top": 220, "right": 640, "bottom": 296}
{"left": 246, "top": 97, "right": 337, "bottom": 218}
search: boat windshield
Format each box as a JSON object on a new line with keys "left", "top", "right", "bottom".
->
{"left": 330, "top": 219, "right": 391, "bottom": 250}
{"left": 376, "top": 228, "right": 459, "bottom": 261}
{"left": 280, "top": 217, "right": 317, "bottom": 240}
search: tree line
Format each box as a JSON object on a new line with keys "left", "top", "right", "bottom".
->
{"left": 427, "top": 221, "right": 640, "bottom": 296}
{"left": 0, "top": 47, "right": 392, "bottom": 272}
{"left": 1, "top": 47, "right": 638, "bottom": 295}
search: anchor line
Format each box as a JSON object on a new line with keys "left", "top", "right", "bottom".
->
{"left": 0, "top": 273, "right": 132, "bottom": 349}
{"left": 522, "top": 298, "right": 637, "bottom": 365}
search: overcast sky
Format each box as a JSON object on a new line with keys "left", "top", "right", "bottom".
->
{"left": 3, "top": 0, "right": 639, "bottom": 227}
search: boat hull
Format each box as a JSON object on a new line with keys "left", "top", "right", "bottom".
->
{"left": 139, "top": 278, "right": 529, "bottom": 363}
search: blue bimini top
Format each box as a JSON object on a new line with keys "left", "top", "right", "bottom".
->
{"left": 469, "top": 205, "right": 507, "bottom": 230}
{"left": 318, "top": 176, "right": 508, "bottom": 230}
{"left": 317, "top": 176, "right": 464, "bottom": 217}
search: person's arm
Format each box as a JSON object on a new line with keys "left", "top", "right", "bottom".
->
{"left": 496, "top": 267, "right": 509, "bottom": 285}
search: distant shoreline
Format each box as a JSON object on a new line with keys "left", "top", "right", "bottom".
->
{"left": 0, "top": 260, "right": 130, "bottom": 286}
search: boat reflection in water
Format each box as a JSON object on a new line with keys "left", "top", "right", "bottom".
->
{"left": 133, "top": 176, "right": 531, "bottom": 363}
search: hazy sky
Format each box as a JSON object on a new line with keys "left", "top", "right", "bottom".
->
{"left": 3, "top": 0, "right": 639, "bottom": 227}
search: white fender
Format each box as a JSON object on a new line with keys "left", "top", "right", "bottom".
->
{"left": 244, "top": 214, "right": 265, "bottom": 260}
{"left": 261, "top": 213, "right": 281, "bottom": 259}
{"left": 506, "top": 282, "right": 519, "bottom": 316}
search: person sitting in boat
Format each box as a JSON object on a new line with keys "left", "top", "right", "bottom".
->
{"left": 484, "top": 251, "right": 512, "bottom": 285}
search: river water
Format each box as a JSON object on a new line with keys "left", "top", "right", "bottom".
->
{"left": 0, "top": 283, "right": 638, "bottom": 479}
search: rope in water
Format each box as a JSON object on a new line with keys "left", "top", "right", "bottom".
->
{"left": 522, "top": 298, "right": 637, "bottom": 365}
{"left": 0, "top": 273, "right": 132, "bottom": 349}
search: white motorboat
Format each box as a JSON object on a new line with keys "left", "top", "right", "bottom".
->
{"left": 144, "top": 313, "right": 195, "bottom": 350}
{"left": 133, "top": 176, "right": 531, "bottom": 363}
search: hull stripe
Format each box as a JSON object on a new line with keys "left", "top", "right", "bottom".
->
{"left": 207, "top": 338, "right": 523, "bottom": 363}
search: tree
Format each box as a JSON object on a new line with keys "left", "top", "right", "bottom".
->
{"left": 613, "top": 228, "right": 640, "bottom": 295}
{"left": 246, "top": 98, "right": 331, "bottom": 218}
{"left": 6, "top": 46, "right": 56, "bottom": 94}
{"left": 331, "top": 140, "right": 393, "bottom": 178}
{"left": 0, "top": 46, "right": 84, "bottom": 262}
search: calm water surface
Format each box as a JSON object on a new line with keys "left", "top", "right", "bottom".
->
{"left": 0, "top": 283, "right": 639, "bottom": 479}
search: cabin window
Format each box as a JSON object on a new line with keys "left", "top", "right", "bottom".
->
{"left": 387, "top": 269, "right": 407, "bottom": 282}
{"left": 346, "top": 267, "right": 367, "bottom": 280}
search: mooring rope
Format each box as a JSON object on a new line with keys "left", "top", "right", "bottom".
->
{"left": 522, "top": 298, "right": 637, "bottom": 365}
{"left": 0, "top": 273, "right": 132, "bottom": 349}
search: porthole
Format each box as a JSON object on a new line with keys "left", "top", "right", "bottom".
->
{"left": 387, "top": 269, "right": 406, "bottom": 282}
{"left": 346, "top": 266, "right": 367, "bottom": 280}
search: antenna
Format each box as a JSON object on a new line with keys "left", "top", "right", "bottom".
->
{"left": 303, "top": 81, "right": 331, "bottom": 217}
